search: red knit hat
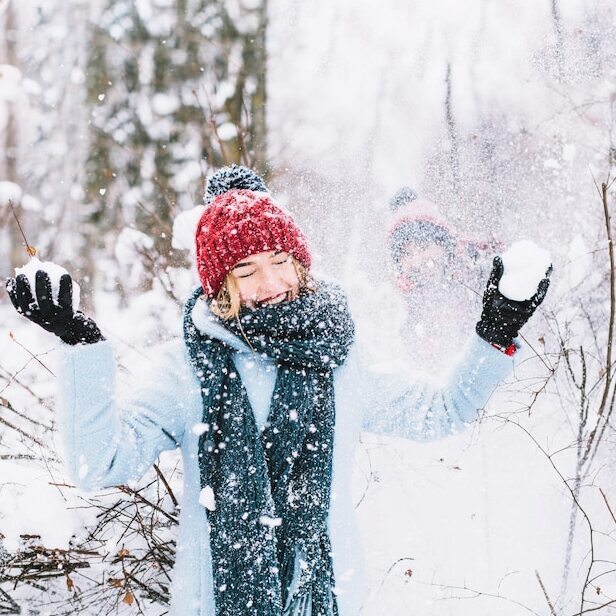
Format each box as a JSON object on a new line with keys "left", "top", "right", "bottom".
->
{"left": 195, "top": 189, "right": 312, "bottom": 298}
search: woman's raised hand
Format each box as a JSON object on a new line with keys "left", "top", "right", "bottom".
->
{"left": 5, "top": 270, "right": 104, "bottom": 345}
{"left": 475, "top": 256, "right": 551, "bottom": 349}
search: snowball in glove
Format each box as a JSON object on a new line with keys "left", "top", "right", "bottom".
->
{"left": 6, "top": 270, "right": 104, "bottom": 346}
{"left": 476, "top": 255, "right": 551, "bottom": 349}
{"left": 14, "top": 257, "right": 81, "bottom": 310}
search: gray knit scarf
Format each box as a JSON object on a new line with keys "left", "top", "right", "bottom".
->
{"left": 183, "top": 281, "right": 355, "bottom": 616}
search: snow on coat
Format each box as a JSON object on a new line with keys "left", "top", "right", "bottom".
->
{"left": 54, "top": 299, "right": 516, "bottom": 616}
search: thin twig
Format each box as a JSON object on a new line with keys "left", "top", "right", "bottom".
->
{"left": 116, "top": 486, "right": 178, "bottom": 525}
{"left": 0, "top": 395, "right": 53, "bottom": 431}
{"left": 7, "top": 333, "right": 55, "bottom": 377}
{"left": 0, "top": 415, "right": 48, "bottom": 449}
{"left": 599, "top": 487, "right": 616, "bottom": 526}
{"left": 536, "top": 570, "right": 557, "bottom": 616}
{"left": 595, "top": 181, "right": 614, "bottom": 420}
{"left": 519, "top": 331, "right": 554, "bottom": 373}
{"left": 153, "top": 464, "right": 178, "bottom": 508}
{"left": 493, "top": 417, "right": 596, "bottom": 615}
{"left": 418, "top": 578, "right": 543, "bottom": 615}
{"left": 8, "top": 199, "right": 36, "bottom": 257}
{"left": 581, "top": 180, "right": 615, "bottom": 467}
{"left": 568, "top": 599, "right": 616, "bottom": 615}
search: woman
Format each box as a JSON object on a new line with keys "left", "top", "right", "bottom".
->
{"left": 5, "top": 165, "right": 550, "bottom": 616}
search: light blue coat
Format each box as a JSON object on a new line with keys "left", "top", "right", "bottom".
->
{"left": 55, "top": 299, "right": 516, "bottom": 615}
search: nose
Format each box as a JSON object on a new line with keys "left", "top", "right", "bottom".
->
{"left": 257, "top": 266, "right": 287, "bottom": 299}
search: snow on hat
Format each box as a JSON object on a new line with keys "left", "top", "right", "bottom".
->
{"left": 205, "top": 164, "right": 269, "bottom": 204}
{"left": 387, "top": 187, "right": 456, "bottom": 272}
{"left": 195, "top": 176, "right": 312, "bottom": 298}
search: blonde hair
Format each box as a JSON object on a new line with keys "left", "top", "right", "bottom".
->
{"left": 209, "top": 256, "right": 315, "bottom": 321}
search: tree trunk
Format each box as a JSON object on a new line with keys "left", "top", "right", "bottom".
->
{"left": 249, "top": 0, "right": 268, "bottom": 176}
{"left": 0, "top": 0, "right": 24, "bottom": 272}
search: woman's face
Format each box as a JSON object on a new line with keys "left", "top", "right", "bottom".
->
{"left": 229, "top": 250, "right": 300, "bottom": 309}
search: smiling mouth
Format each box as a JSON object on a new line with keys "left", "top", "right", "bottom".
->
{"left": 257, "top": 291, "right": 289, "bottom": 306}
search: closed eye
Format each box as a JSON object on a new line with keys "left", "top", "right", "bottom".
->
{"left": 237, "top": 271, "right": 256, "bottom": 278}
{"left": 273, "top": 255, "right": 290, "bottom": 265}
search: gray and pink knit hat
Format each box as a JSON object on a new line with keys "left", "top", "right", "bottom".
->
{"left": 387, "top": 187, "right": 456, "bottom": 272}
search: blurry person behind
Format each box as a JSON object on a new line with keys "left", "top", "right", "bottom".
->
{"left": 387, "top": 187, "right": 497, "bottom": 373}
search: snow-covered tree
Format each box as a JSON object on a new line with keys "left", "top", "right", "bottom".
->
{"left": 2, "top": 0, "right": 94, "bottom": 307}
{"left": 85, "top": 0, "right": 268, "bottom": 280}
{"left": 0, "top": 0, "right": 26, "bottom": 273}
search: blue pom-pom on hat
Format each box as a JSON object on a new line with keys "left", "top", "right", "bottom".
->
{"left": 388, "top": 186, "right": 418, "bottom": 211}
{"left": 205, "top": 164, "right": 268, "bottom": 204}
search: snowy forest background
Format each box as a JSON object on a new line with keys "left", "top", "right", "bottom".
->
{"left": 1, "top": 0, "right": 616, "bottom": 614}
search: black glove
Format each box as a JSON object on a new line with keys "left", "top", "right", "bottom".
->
{"left": 475, "top": 256, "right": 551, "bottom": 348}
{"left": 6, "top": 270, "right": 104, "bottom": 346}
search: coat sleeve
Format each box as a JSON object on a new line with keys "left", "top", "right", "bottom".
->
{"left": 359, "top": 334, "right": 516, "bottom": 441}
{"left": 55, "top": 339, "right": 198, "bottom": 491}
